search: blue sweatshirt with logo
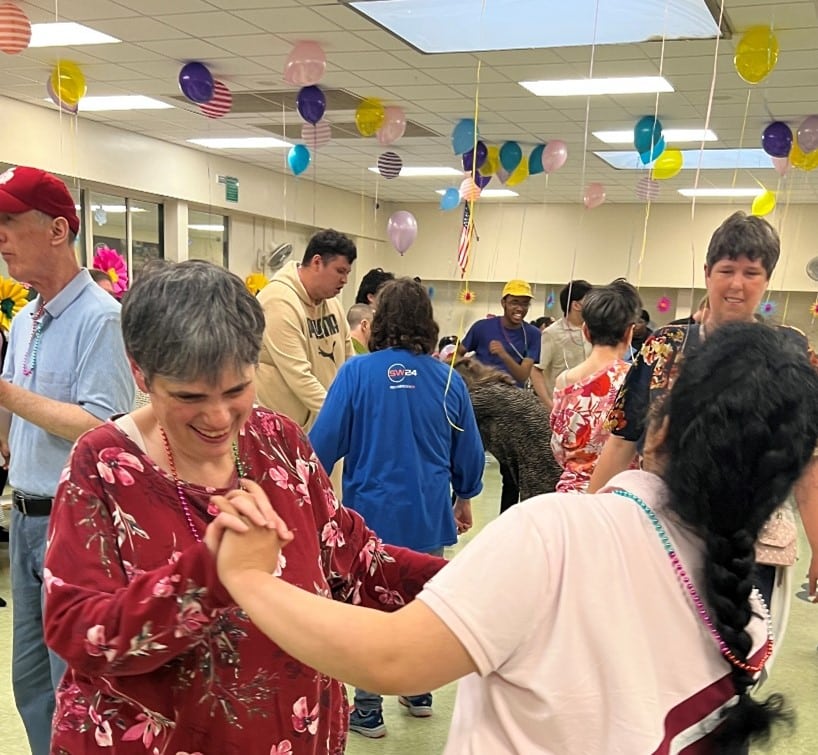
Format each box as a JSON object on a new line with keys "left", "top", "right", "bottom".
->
{"left": 309, "top": 348, "right": 484, "bottom": 552}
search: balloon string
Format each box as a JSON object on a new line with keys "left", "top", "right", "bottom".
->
{"left": 730, "top": 89, "right": 753, "bottom": 192}
{"left": 281, "top": 100, "right": 288, "bottom": 235}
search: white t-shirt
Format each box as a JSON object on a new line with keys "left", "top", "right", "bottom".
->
{"left": 418, "top": 470, "right": 767, "bottom": 755}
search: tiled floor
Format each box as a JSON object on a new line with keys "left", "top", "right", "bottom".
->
{"left": 1, "top": 462, "right": 817, "bottom": 754}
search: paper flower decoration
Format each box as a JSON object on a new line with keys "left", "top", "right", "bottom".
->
{"left": 458, "top": 288, "right": 476, "bottom": 304}
{"left": 546, "top": 291, "right": 555, "bottom": 310}
{"left": 0, "top": 275, "right": 29, "bottom": 331}
{"left": 758, "top": 300, "right": 777, "bottom": 316}
{"left": 245, "top": 272, "right": 269, "bottom": 296}
{"left": 656, "top": 296, "right": 672, "bottom": 314}
{"left": 810, "top": 301, "right": 818, "bottom": 318}
{"left": 92, "top": 245, "right": 129, "bottom": 297}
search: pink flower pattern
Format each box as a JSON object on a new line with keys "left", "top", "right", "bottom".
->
{"left": 291, "top": 696, "right": 319, "bottom": 735}
{"left": 96, "top": 447, "right": 144, "bottom": 486}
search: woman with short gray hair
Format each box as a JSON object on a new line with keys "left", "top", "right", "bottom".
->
{"left": 43, "top": 260, "right": 444, "bottom": 755}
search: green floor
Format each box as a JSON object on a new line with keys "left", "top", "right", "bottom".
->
{"left": 1, "top": 459, "right": 817, "bottom": 753}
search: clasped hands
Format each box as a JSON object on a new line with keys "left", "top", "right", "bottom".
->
{"left": 204, "top": 479, "right": 294, "bottom": 586}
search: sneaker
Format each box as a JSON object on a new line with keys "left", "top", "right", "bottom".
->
{"left": 398, "top": 694, "right": 433, "bottom": 718}
{"left": 349, "top": 708, "right": 387, "bottom": 738}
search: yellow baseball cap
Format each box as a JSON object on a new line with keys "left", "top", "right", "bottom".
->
{"left": 502, "top": 279, "right": 533, "bottom": 299}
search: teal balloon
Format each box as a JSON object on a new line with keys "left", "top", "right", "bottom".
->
{"left": 528, "top": 144, "right": 546, "bottom": 175}
{"left": 439, "top": 187, "right": 460, "bottom": 211}
{"left": 639, "top": 136, "right": 666, "bottom": 165}
{"left": 451, "top": 118, "right": 476, "bottom": 155}
{"left": 499, "top": 141, "right": 522, "bottom": 172}
{"left": 287, "top": 144, "right": 310, "bottom": 175}
{"left": 634, "top": 115, "right": 663, "bottom": 154}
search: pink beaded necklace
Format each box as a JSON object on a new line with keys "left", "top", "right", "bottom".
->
{"left": 613, "top": 488, "right": 774, "bottom": 675}
{"left": 159, "top": 426, "right": 246, "bottom": 543}
{"left": 22, "top": 302, "right": 47, "bottom": 377}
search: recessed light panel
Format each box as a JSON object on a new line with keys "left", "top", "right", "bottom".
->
{"left": 188, "top": 137, "right": 291, "bottom": 149}
{"left": 595, "top": 149, "right": 773, "bottom": 170}
{"left": 30, "top": 22, "right": 120, "bottom": 47}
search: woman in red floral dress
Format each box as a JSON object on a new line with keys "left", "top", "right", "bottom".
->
{"left": 43, "top": 260, "right": 443, "bottom": 755}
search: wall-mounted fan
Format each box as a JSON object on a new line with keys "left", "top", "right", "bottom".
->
{"left": 256, "top": 242, "right": 293, "bottom": 276}
{"left": 806, "top": 256, "right": 818, "bottom": 282}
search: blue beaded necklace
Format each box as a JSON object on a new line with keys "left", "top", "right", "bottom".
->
{"left": 22, "top": 302, "right": 47, "bottom": 377}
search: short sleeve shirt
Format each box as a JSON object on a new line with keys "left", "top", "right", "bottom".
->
{"left": 461, "top": 318, "right": 541, "bottom": 386}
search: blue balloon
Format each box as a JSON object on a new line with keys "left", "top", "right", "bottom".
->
{"left": 529, "top": 144, "right": 546, "bottom": 175}
{"left": 439, "top": 187, "right": 460, "bottom": 211}
{"left": 499, "top": 141, "right": 522, "bottom": 172}
{"left": 634, "top": 115, "right": 663, "bottom": 154}
{"left": 288, "top": 144, "right": 311, "bottom": 176}
{"left": 451, "top": 118, "right": 476, "bottom": 155}
{"left": 639, "top": 136, "right": 666, "bottom": 164}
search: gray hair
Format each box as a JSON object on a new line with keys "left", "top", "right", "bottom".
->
{"left": 346, "top": 303, "right": 372, "bottom": 329}
{"left": 121, "top": 260, "right": 265, "bottom": 384}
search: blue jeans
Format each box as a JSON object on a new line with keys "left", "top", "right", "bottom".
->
{"left": 10, "top": 508, "right": 67, "bottom": 755}
{"left": 354, "top": 546, "right": 444, "bottom": 713}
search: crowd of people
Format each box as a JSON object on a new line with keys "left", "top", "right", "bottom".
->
{"left": 1, "top": 163, "right": 817, "bottom": 754}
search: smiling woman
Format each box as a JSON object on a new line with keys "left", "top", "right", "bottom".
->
{"left": 42, "top": 259, "right": 445, "bottom": 755}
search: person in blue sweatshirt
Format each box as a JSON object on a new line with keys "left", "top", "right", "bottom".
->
{"left": 309, "top": 276, "right": 484, "bottom": 738}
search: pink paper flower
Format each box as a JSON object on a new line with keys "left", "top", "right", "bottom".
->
{"left": 93, "top": 245, "right": 129, "bottom": 297}
{"left": 656, "top": 296, "right": 672, "bottom": 314}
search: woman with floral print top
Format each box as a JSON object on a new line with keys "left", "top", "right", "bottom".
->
{"left": 43, "top": 261, "right": 444, "bottom": 755}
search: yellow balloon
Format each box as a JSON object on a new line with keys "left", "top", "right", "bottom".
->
{"left": 355, "top": 98, "right": 385, "bottom": 137}
{"left": 505, "top": 160, "right": 529, "bottom": 187}
{"left": 50, "top": 60, "right": 86, "bottom": 106}
{"left": 734, "top": 26, "right": 779, "bottom": 85}
{"left": 790, "top": 141, "right": 818, "bottom": 171}
{"left": 651, "top": 148, "right": 683, "bottom": 180}
{"left": 482, "top": 145, "right": 499, "bottom": 176}
{"left": 751, "top": 190, "right": 776, "bottom": 217}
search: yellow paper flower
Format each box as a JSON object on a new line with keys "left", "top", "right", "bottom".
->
{"left": 246, "top": 273, "right": 269, "bottom": 296}
{"left": 0, "top": 276, "right": 29, "bottom": 331}
{"left": 458, "top": 288, "right": 476, "bottom": 304}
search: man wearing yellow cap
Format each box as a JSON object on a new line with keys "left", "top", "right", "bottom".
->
{"left": 458, "top": 280, "right": 543, "bottom": 511}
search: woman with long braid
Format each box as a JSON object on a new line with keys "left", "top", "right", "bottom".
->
{"left": 214, "top": 323, "right": 818, "bottom": 754}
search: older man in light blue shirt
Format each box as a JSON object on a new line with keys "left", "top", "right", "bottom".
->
{"left": 0, "top": 165, "right": 134, "bottom": 755}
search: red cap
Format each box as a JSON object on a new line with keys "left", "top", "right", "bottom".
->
{"left": 0, "top": 166, "right": 80, "bottom": 234}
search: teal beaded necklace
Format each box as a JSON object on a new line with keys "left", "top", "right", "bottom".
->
{"left": 22, "top": 302, "right": 46, "bottom": 377}
{"left": 613, "top": 488, "right": 774, "bottom": 675}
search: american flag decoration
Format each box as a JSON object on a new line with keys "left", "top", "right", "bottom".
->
{"left": 0, "top": 3, "right": 30, "bottom": 55}
{"left": 200, "top": 80, "right": 232, "bottom": 119}
{"left": 635, "top": 176, "right": 660, "bottom": 201}
{"left": 456, "top": 202, "right": 475, "bottom": 278}
{"left": 377, "top": 151, "right": 402, "bottom": 179}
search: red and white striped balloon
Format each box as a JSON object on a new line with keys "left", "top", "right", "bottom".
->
{"left": 377, "top": 151, "right": 402, "bottom": 179}
{"left": 301, "top": 120, "right": 332, "bottom": 150}
{"left": 199, "top": 80, "right": 232, "bottom": 119}
{"left": 0, "top": 2, "right": 31, "bottom": 55}
{"left": 459, "top": 176, "right": 481, "bottom": 202}
{"left": 635, "top": 176, "right": 660, "bottom": 201}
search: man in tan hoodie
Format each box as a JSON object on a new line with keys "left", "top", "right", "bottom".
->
{"left": 255, "top": 229, "right": 356, "bottom": 430}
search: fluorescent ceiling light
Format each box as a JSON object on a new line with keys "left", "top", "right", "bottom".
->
{"left": 188, "top": 137, "right": 291, "bottom": 149}
{"left": 593, "top": 128, "right": 718, "bottom": 144}
{"left": 347, "top": 0, "right": 720, "bottom": 54}
{"left": 678, "top": 188, "right": 764, "bottom": 198}
{"left": 595, "top": 148, "right": 773, "bottom": 170}
{"left": 521, "top": 77, "right": 673, "bottom": 97}
{"left": 30, "top": 22, "right": 120, "bottom": 47}
{"left": 47, "top": 96, "right": 173, "bottom": 112}
{"left": 368, "top": 166, "right": 462, "bottom": 177}
{"left": 436, "top": 189, "right": 518, "bottom": 198}
{"left": 189, "top": 224, "right": 225, "bottom": 232}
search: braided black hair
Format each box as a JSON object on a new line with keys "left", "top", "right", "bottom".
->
{"left": 659, "top": 322, "right": 818, "bottom": 751}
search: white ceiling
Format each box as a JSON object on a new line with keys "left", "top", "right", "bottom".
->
{"left": 5, "top": 0, "right": 818, "bottom": 204}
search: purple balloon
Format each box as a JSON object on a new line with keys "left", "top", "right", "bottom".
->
{"left": 178, "top": 62, "right": 214, "bottom": 104}
{"left": 761, "top": 121, "right": 793, "bottom": 158}
{"left": 474, "top": 171, "right": 492, "bottom": 189}
{"left": 296, "top": 85, "right": 326, "bottom": 125}
{"left": 474, "top": 140, "right": 488, "bottom": 169}
{"left": 462, "top": 148, "right": 476, "bottom": 173}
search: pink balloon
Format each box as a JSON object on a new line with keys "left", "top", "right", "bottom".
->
{"left": 797, "top": 115, "right": 818, "bottom": 154}
{"left": 541, "top": 140, "right": 568, "bottom": 174}
{"left": 376, "top": 106, "right": 407, "bottom": 145}
{"left": 771, "top": 156, "right": 790, "bottom": 177}
{"left": 583, "top": 182, "right": 606, "bottom": 209}
{"left": 495, "top": 167, "right": 510, "bottom": 184}
{"left": 387, "top": 211, "right": 418, "bottom": 255}
{"left": 284, "top": 41, "right": 326, "bottom": 87}
{"left": 459, "top": 176, "right": 482, "bottom": 201}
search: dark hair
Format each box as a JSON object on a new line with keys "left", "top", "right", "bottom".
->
{"left": 659, "top": 322, "right": 818, "bottom": 750}
{"left": 370, "top": 277, "right": 439, "bottom": 355}
{"left": 438, "top": 334, "right": 458, "bottom": 351}
{"left": 559, "top": 279, "right": 592, "bottom": 315}
{"left": 121, "top": 260, "right": 265, "bottom": 385}
{"left": 639, "top": 309, "right": 650, "bottom": 323}
{"left": 88, "top": 268, "right": 111, "bottom": 285}
{"left": 355, "top": 267, "right": 395, "bottom": 304}
{"left": 302, "top": 228, "right": 357, "bottom": 266}
{"left": 532, "top": 316, "right": 555, "bottom": 330}
{"left": 706, "top": 212, "right": 780, "bottom": 278}
{"left": 581, "top": 279, "right": 642, "bottom": 347}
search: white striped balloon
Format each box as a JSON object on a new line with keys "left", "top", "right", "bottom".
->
{"left": 0, "top": 2, "right": 30, "bottom": 54}
{"left": 459, "top": 176, "right": 481, "bottom": 201}
{"left": 302, "top": 120, "right": 332, "bottom": 149}
{"left": 200, "top": 80, "right": 232, "bottom": 119}
{"left": 377, "top": 151, "right": 402, "bottom": 179}
{"left": 635, "top": 176, "right": 660, "bottom": 201}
